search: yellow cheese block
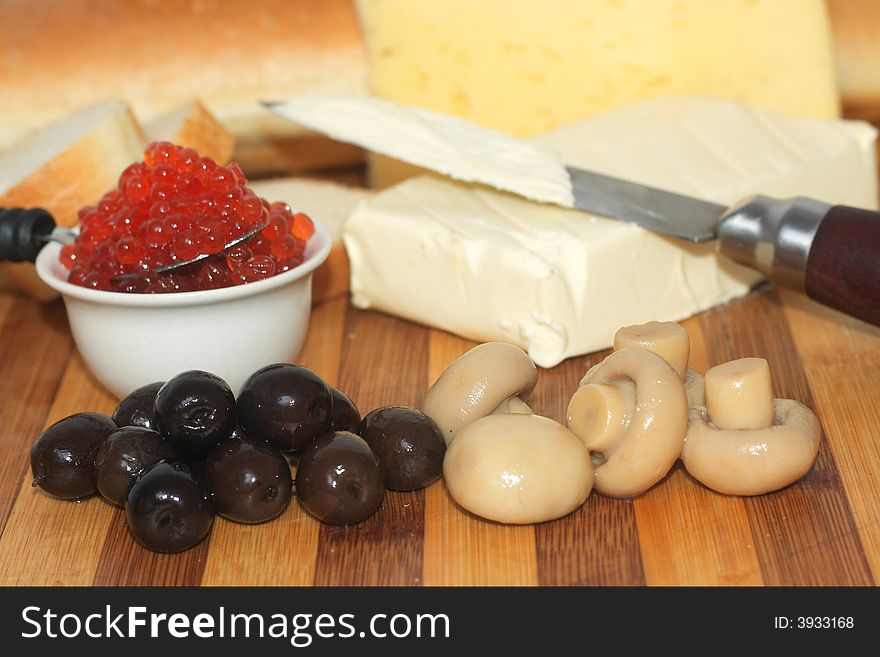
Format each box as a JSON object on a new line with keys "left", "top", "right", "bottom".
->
{"left": 357, "top": 0, "right": 840, "bottom": 138}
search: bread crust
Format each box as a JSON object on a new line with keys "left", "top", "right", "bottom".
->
{"left": 144, "top": 102, "right": 235, "bottom": 165}
{"left": 0, "top": 0, "right": 366, "bottom": 149}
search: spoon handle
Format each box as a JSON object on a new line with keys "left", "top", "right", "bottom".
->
{"left": 0, "top": 207, "right": 59, "bottom": 262}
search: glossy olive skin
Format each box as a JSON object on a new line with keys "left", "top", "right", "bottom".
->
{"left": 237, "top": 363, "right": 332, "bottom": 453}
{"left": 205, "top": 435, "right": 292, "bottom": 523}
{"left": 361, "top": 406, "right": 446, "bottom": 491}
{"left": 126, "top": 460, "right": 213, "bottom": 553}
{"left": 31, "top": 412, "right": 117, "bottom": 499}
{"left": 295, "top": 431, "right": 384, "bottom": 525}
{"left": 224, "top": 424, "right": 257, "bottom": 444}
{"left": 328, "top": 387, "right": 362, "bottom": 434}
{"left": 94, "top": 427, "right": 179, "bottom": 506}
{"left": 112, "top": 381, "right": 164, "bottom": 431}
{"left": 155, "top": 370, "right": 236, "bottom": 455}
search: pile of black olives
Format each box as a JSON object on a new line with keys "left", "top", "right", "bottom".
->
{"left": 30, "top": 363, "right": 445, "bottom": 553}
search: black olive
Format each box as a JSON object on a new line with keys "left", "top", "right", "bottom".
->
{"left": 94, "top": 427, "right": 180, "bottom": 506}
{"left": 111, "top": 381, "right": 164, "bottom": 431}
{"left": 361, "top": 406, "right": 446, "bottom": 491}
{"left": 154, "top": 370, "right": 236, "bottom": 455}
{"left": 237, "top": 363, "right": 332, "bottom": 452}
{"left": 205, "top": 434, "right": 292, "bottom": 524}
{"left": 125, "top": 460, "right": 213, "bottom": 553}
{"left": 295, "top": 431, "right": 384, "bottom": 525}
{"left": 31, "top": 412, "right": 117, "bottom": 499}
{"left": 328, "top": 387, "right": 362, "bottom": 434}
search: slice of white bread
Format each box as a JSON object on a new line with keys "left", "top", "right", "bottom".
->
{"left": 0, "top": 100, "right": 144, "bottom": 227}
{"left": 249, "top": 177, "right": 372, "bottom": 304}
{"left": 0, "top": 100, "right": 145, "bottom": 300}
{"left": 143, "top": 101, "right": 234, "bottom": 165}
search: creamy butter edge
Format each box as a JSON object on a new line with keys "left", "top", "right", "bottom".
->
{"left": 345, "top": 177, "right": 764, "bottom": 367}
{"left": 341, "top": 97, "right": 877, "bottom": 367}
{"left": 268, "top": 95, "right": 574, "bottom": 207}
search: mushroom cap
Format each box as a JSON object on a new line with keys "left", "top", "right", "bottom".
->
{"left": 581, "top": 348, "right": 688, "bottom": 498}
{"left": 443, "top": 413, "right": 593, "bottom": 524}
{"left": 423, "top": 342, "right": 537, "bottom": 445}
{"left": 682, "top": 398, "right": 821, "bottom": 496}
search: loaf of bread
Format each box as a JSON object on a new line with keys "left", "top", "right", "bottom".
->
{"left": 828, "top": 0, "right": 880, "bottom": 122}
{"left": 0, "top": 0, "right": 367, "bottom": 171}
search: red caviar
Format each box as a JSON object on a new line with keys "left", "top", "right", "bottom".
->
{"left": 61, "top": 142, "right": 314, "bottom": 293}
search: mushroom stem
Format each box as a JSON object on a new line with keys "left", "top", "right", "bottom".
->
{"left": 705, "top": 357, "right": 774, "bottom": 430}
{"left": 566, "top": 380, "right": 635, "bottom": 452}
{"left": 614, "top": 321, "right": 690, "bottom": 378}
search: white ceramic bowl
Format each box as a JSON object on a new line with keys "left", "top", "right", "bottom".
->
{"left": 35, "top": 219, "right": 332, "bottom": 399}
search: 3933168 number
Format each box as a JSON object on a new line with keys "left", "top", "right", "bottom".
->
{"left": 796, "top": 617, "right": 854, "bottom": 629}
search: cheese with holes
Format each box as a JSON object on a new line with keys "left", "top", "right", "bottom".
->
{"left": 342, "top": 98, "right": 877, "bottom": 367}
{"left": 356, "top": 0, "right": 840, "bottom": 136}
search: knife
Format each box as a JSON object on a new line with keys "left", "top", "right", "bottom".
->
{"left": 565, "top": 165, "right": 880, "bottom": 327}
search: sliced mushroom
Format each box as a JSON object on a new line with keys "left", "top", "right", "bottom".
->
{"left": 443, "top": 413, "right": 593, "bottom": 524}
{"left": 614, "top": 321, "right": 690, "bottom": 378}
{"left": 574, "top": 348, "right": 688, "bottom": 498}
{"left": 681, "top": 399, "right": 820, "bottom": 496}
{"left": 423, "top": 342, "right": 537, "bottom": 445}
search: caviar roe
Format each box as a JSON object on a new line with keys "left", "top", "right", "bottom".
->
{"left": 60, "top": 142, "right": 315, "bottom": 293}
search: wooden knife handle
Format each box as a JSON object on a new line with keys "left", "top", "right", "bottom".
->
{"left": 804, "top": 205, "right": 880, "bottom": 327}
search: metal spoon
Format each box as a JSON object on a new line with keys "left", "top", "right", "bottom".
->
{"left": 0, "top": 206, "right": 265, "bottom": 278}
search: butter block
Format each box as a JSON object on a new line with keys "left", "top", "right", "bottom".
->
{"left": 343, "top": 99, "right": 877, "bottom": 366}
{"left": 345, "top": 176, "right": 762, "bottom": 367}
{"left": 357, "top": 0, "right": 840, "bottom": 138}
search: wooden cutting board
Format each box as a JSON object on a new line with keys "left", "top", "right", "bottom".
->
{"left": 0, "top": 275, "right": 878, "bottom": 586}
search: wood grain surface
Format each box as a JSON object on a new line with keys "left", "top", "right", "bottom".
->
{"left": 0, "top": 275, "right": 878, "bottom": 586}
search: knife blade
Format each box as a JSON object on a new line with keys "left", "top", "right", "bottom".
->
{"left": 565, "top": 166, "right": 725, "bottom": 243}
